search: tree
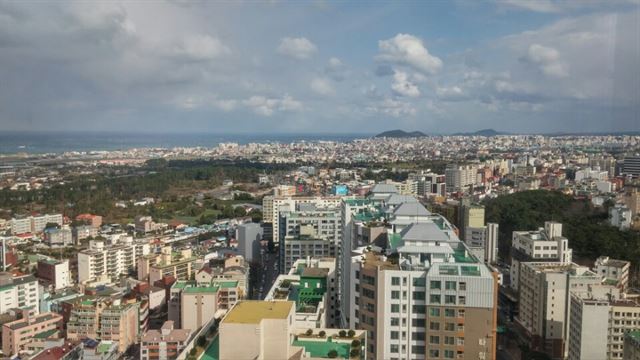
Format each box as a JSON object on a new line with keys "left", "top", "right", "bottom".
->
{"left": 338, "top": 330, "right": 347, "bottom": 337}
{"left": 197, "top": 336, "right": 206, "bottom": 347}
{"left": 327, "top": 350, "right": 338, "bottom": 358}
{"left": 350, "top": 348, "right": 360, "bottom": 358}
{"left": 319, "top": 330, "right": 326, "bottom": 337}
{"left": 347, "top": 329, "right": 356, "bottom": 337}
{"left": 305, "top": 329, "right": 313, "bottom": 336}
{"left": 351, "top": 339, "right": 361, "bottom": 348}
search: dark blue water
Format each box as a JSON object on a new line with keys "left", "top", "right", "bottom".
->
{"left": 0, "top": 131, "right": 371, "bottom": 154}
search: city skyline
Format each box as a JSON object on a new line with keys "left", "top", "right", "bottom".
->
{"left": 0, "top": 1, "right": 639, "bottom": 134}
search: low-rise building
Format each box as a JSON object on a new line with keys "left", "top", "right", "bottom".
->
{"left": 2, "top": 311, "right": 63, "bottom": 356}
{"left": 168, "top": 280, "right": 240, "bottom": 330}
{"left": 140, "top": 321, "right": 192, "bottom": 360}
{"left": 0, "top": 272, "right": 40, "bottom": 314}
{"left": 37, "top": 259, "right": 72, "bottom": 291}
{"left": 594, "top": 256, "right": 631, "bottom": 291}
{"left": 66, "top": 298, "right": 139, "bottom": 354}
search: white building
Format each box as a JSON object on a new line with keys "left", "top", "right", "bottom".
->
{"left": 262, "top": 195, "right": 342, "bottom": 242}
{"left": 510, "top": 221, "right": 572, "bottom": 291}
{"left": 10, "top": 214, "right": 63, "bottom": 235}
{"left": 594, "top": 256, "right": 631, "bottom": 291}
{"left": 517, "top": 262, "right": 603, "bottom": 359}
{"left": 610, "top": 204, "right": 633, "bottom": 230}
{"left": 569, "top": 295, "right": 640, "bottom": 360}
{"left": 235, "top": 223, "right": 263, "bottom": 263}
{"left": 78, "top": 239, "right": 150, "bottom": 283}
{"left": 445, "top": 164, "right": 478, "bottom": 193}
{"left": 0, "top": 273, "right": 40, "bottom": 314}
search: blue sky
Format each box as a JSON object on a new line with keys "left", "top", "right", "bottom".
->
{"left": 0, "top": 0, "right": 638, "bottom": 134}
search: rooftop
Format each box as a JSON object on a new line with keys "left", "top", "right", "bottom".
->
{"left": 223, "top": 301, "right": 293, "bottom": 324}
{"left": 292, "top": 339, "right": 351, "bottom": 359}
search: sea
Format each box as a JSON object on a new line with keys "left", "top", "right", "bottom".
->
{"left": 0, "top": 131, "right": 371, "bottom": 155}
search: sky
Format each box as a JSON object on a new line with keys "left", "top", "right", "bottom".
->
{"left": 0, "top": 0, "right": 638, "bottom": 134}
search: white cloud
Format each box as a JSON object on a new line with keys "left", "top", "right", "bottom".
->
{"left": 175, "top": 34, "right": 231, "bottom": 61}
{"left": 277, "top": 37, "right": 318, "bottom": 59}
{"left": 367, "top": 97, "right": 416, "bottom": 117}
{"left": 212, "top": 98, "right": 237, "bottom": 112}
{"left": 436, "top": 86, "right": 463, "bottom": 98}
{"left": 496, "top": 0, "right": 560, "bottom": 13}
{"left": 377, "top": 34, "right": 443, "bottom": 74}
{"left": 243, "top": 94, "right": 303, "bottom": 116}
{"left": 328, "top": 57, "right": 342, "bottom": 68}
{"left": 391, "top": 70, "right": 420, "bottom": 97}
{"left": 525, "top": 44, "right": 569, "bottom": 78}
{"left": 310, "top": 77, "right": 335, "bottom": 96}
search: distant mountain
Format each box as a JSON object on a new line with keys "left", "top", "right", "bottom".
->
{"left": 452, "top": 128, "right": 508, "bottom": 137}
{"left": 374, "top": 129, "right": 427, "bottom": 138}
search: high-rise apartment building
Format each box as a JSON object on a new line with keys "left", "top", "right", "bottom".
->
{"left": 236, "top": 222, "right": 263, "bottom": 263}
{"left": 622, "top": 156, "right": 640, "bottom": 177}
{"left": 445, "top": 164, "right": 478, "bottom": 193}
{"left": 348, "top": 219, "right": 498, "bottom": 360}
{"left": 510, "top": 222, "right": 572, "bottom": 291}
{"left": 516, "top": 262, "right": 602, "bottom": 359}
{"left": 78, "top": 239, "right": 151, "bottom": 283}
{"left": 278, "top": 205, "right": 342, "bottom": 271}
{"left": 262, "top": 195, "right": 342, "bottom": 241}
{"left": 569, "top": 296, "right": 640, "bottom": 360}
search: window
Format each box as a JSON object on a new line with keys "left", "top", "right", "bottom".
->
{"left": 458, "top": 296, "right": 466, "bottom": 305}
{"left": 391, "top": 317, "right": 400, "bottom": 326}
{"left": 391, "top": 304, "right": 400, "bottom": 313}
{"left": 390, "top": 344, "right": 399, "bottom": 353}
{"left": 413, "top": 278, "right": 426, "bottom": 287}
{"left": 412, "top": 345, "right": 426, "bottom": 354}
{"left": 444, "top": 350, "right": 455, "bottom": 359}
{"left": 392, "top": 277, "right": 400, "bottom": 286}
{"left": 445, "top": 281, "right": 456, "bottom": 290}
{"left": 391, "top": 331, "right": 399, "bottom": 339}
{"left": 444, "top": 336, "right": 455, "bottom": 345}
{"left": 429, "top": 308, "right": 441, "bottom": 317}
{"left": 413, "top": 291, "right": 426, "bottom": 300}
{"left": 430, "top": 336, "right": 440, "bottom": 344}
{"left": 430, "top": 295, "right": 441, "bottom": 304}
{"left": 429, "top": 350, "right": 440, "bottom": 358}
{"left": 413, "top": 305, "right": 426, "bottom": 314}
{"left": 430, "top": 281, "right": 442, "bottom": 290}
{"left": 413, "top": 332, "right": 426, "bottom": 341}
{"left": 445, "top": 295, "right": 456, "bottom": 304}
{"left": 445, "top": 323, "right": 455, "bottom": 331}
{"left": 444, "top": 309, "right": 456, "bottom": 317}
{"left": 430, "top": 321, "right": 440, "bottom": 330}
{"left": 412, "top": 318, "right": 426, "bottom": 327}
{"left": 391, "top": 290, "right": 400, "bottom": 299}
{"left": 459, "top": 282, "right": 466, "bottom": 291}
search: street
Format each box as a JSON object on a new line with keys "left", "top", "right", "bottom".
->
{"left": 251, "top": 245, "right": 279, "bottom": 300}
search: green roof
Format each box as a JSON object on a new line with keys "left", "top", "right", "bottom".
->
{"left": 33, "top": 329, "right": 58, "bottom": 339}
{"left": 292, "top": 339, "right": 351, "bottom": 359}
{"left": 453, "top": 248, "right": 477, "bottom": 263}
{"left": 184, "top": 285, "right": 219, "bottom": 293}
{"left": 97, "top": 343, "right": 114, "bottom": 354}
{"left": 389, "top": 233, "right": 402, "bottom": 250}
{"left": 460, "top": 266, "right": 481, "bottom": 276}
{"left": 217, "top": 281, "right": 238, "bottom": 288}
{"left": 202, "top": 335, "right": 219, "bottom": 360}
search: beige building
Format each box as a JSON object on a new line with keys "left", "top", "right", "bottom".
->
{"left": 140, "top": 320, "right": 192, "bottom": 360}
{"left": 219, "top": 301, "right": 367, "bottom": 360}
{"left": 1, "top": 311, "right": 63, "bottom": 356}
{"left": 66, "top": 297, "right": 140, "bottom": 353}
{"left": 220, "top": 301, "right": 295, "bottom": 360}
{"left": 144, "top": 247, "right": 197, "bottom": 284}
{"left": 570, "top": 296, "right": 640, "bottom": 360}
{"left": 168, "top": 280, "right": 240, "bottom": 330}
{"left": 517, "top": 262, "right": 602, "bottom": 359}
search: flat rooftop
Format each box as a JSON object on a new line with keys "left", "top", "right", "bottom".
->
{"left": 223, "top": 301, "right": 293, "bottom": 324}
